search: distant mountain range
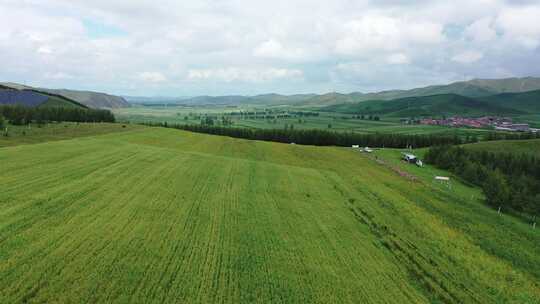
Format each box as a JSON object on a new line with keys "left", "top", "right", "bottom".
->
{"left": 0, "top": 82, "right": 130, "bottom": 109}
{"left": 0, "top": 84, "right": 88, "bottom": 109}
{"left": 322, "top": 90, "right": 540, "bottom": 118}
{"left": 124, "top": 96, "right": 192, "bottom": 104}
{"left": 150, "top": 93, "right": 317, "bottom": 106}
{"left": 2, "top": 77, "right": 540, "bottom": 109}
{"left": 300, "top": 77, "right": 540, "bottom": 107}
{"left": 129, "top": 77, "right": 540, "bottom": 107}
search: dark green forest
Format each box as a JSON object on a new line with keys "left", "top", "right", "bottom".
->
{"left": 147, "top": 122, "right": 468, "bottom": 148}
{"left": 0, "top": 105, "right": 115, "bottom": 125}
{"left": 425, "top": 145, "right": 540, "bottom": 217}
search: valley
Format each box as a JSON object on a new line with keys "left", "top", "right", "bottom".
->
{"left": 1, "top": 126, "right": 539, "bottom": 303}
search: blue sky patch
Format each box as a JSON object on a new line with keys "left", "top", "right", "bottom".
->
{"left": 83, "top": 19, "right": 127, "bottom": 39}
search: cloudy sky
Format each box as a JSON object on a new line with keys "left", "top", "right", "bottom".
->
{"left": 1, "top": 0, "right": 540, "bottom": 96}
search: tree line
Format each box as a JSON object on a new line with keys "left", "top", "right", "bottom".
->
{"left": 0, "top": 105, "right": 115, "bottom": 125}
{"left": 145, "top": 122, "right": 465, "bottom": 148}
{"left": 425, "top": 145, "right": 540, "bottom": 217}
{"left": 484, "top": 131, "right": 540, "bottom": 141}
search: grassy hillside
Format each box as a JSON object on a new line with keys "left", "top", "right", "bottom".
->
{"left": 300, "top": 92, "right": 365, "bottom": 106}
{"left": 322, "top": 93, "right": 521, "bottom": 117}
{"left": 6, "top": 77, "right": 537, "bottom": 109}
{"left": 0, "top": 123, "right": 140, "bottom": 148}
{"left": 0, "top": 127, "right": 539, "bottom": 303}
{"left": 128, "top": 77, "right": 540, "bottom": 108}
{"left": 463, "top": 139, "right": 540, "bottom": 157}
{"left": 479, "top": 90, "right": 540, "bottom": 113}
{"left": 41, "top": 88, "right": 130, "bottom": 109}
{"left": 174, "top": 94, "right": 317, "bottom": 106}
{"left": 301, "top": 77, "right": 540, "bottom": 107}
{"left": 38, "top": 95, "right": 85, "bottom": 108}
{"left": 251, "top": 93, "right": 317, "bottom": 105}
{"left": 114, "top": 106, "right": 499, "bottom": 139}
{"left": 0, "top": 88, "right": 87, "bottom": 109}
{"left": 0, "top": 83, "right": 130, "bottom": 109}
{"left": 467, "top": 77, "right": 540, "bottom": 94}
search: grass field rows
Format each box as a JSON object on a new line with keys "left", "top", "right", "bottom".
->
{"left": 113, "top": 106, "right": 503, "bottom": 138}
{"left": 1, "top": 126, "right": 539, "bottom": 303}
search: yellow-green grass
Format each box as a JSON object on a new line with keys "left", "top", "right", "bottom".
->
{"left": 114, "top": 106, "right": 494, "bottom": 138}
{"left": 462, "top": 139, "right": 540, "bottom": 157}
{"left": 1, "top": 127, "right": 539, "bottom": 303}
{"left": 38, "top": 95, "right": 83, "bottom": 108}
{"left": 0, "top": 122, "right": 142, "bottom": 148}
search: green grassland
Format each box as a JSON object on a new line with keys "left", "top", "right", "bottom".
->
{"left": 478, "top": 90, "right": 540, "bottom": 113}
{"left": 0, "top": 122, "right": 140, "bottom": 148}
{"left": 38, "top": 95, "right": 84, "bottom": 108}
{"left": 113, "top": 105, "right": 495, "bottom": 138}
{"left": 322, "top": 94, "right": 518, "bottom": 117}
{"left": 462, "top": 139, "right": 540, "bottom": 157}
{"left": 1, "top": 126, "right": 539, "bottom": 303}
{"left": 319, "top": 90, "right": 540, "bottom": 128}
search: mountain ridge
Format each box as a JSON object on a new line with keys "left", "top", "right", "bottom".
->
{"left": 3, "top": 77, "right": 540, "bottom": 108}
{"left": 134, "top": 76, "right": 540, "bottom": 107}
{"left": 321, "top": 90, "right": 540, "bottom": 117}
{"left": 0, "top": 82, "right": 130, "bottom": 109}
{"left": 300, "top": 77, "right": 540, "bottom": 106}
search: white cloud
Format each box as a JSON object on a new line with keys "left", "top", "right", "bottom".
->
{"left": 335, "top": 15, "right": 443, "bottom": 55}
{"left": 253, "top": 39, "right": 306, "bottom": 60}
{"left": 187, "top": 67, "right": 303, "bottom": 83}
{"left": 138, "top": 72, "right": 167, "bottom": 83}
{"left": 496, "top": 5, "right": 540, "bottom": 49}
{"left": 44, "top": 72, "right": 73, "bottom": 80}
{"left": 452, "top": 50, "right": 484, "bottom": 63}
{"left": 37, "top": 46, "right": 53, "bottom": 55}
{"left": 387, "top": 53, "right": 410, "bottom": 65}
{"left": 331, "top": 60, "right": 454, "bottom": 92}
{"left": 465, "top": 18, "right": 496, "bottom": 42}
{"left": 0, "top": 0, "right": 539, "bottom": 95}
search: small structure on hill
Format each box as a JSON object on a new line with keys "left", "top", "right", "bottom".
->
{"left": 352, "top": 145, "right": 360, "bottom": 148}
{"left": 402, "top": 152, "right": 423, "bottom": 167}
{"left": 363, "top": 147, "right": 374, "bottom": 153}
{"left": 402, "top": 153, "right": 417, "bottom": 163}
{"left": 434, "top": 176, "right": 451, "bottom": 188}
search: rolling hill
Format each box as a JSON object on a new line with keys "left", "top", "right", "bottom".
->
{"left": 478, "top": 90, "right": 540, "bottom": 113}
{"left": 108, "top": 77, "right": 540, "bottom": 108}
{"left": 0, "top": 82, "right": 130, "bottom": 109}
{"left": 41, "top": 88, "right": 131, "bottom": 109}
{"left": 463, "top": 138, "right": 540, "bottom": 157}
{"left": 174, "top": 93, "right": 317, "bottom": 106}
{"left": 0, "top": 126, "right": 539, "bottom": 303}
{"left": 180, "top": 95, "right": 253, "bottom": 105}
{"left": 3, "top": 77, "right": 539, "bottom": 109}
{"left": 250, "top": 93, "right": 317, "bottom": 105}
{"left": 125, "top": 77, "right": 540, "bottom": 107}
{"left": 322, "top": 93, "right": 525, "bottom": 117}
{"left": 0, "top": 87, "right": 87, "bottom": 108}
{"left": 300, "top": 77, "right": 540, "bottom": 107}
{"left": 466, "top": 77, "right": 540, "bottom": 94}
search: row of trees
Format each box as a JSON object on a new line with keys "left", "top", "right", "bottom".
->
{"left": 224, "top": 110, "right": 319, "bottom": 117}
{"left": 0, "top": 105, "right": 115, "bottom": 125}
{"left": 484, "top": 131, "right": 540, "bottom": 141}
{"left": 145, "top": 122, "right": 465, "bottom": 148}
{"left": 425, "top": 146, "right": 540, "bottom": 216}
{"left": 350, "top": 114, "right": 380, "bottom": 121}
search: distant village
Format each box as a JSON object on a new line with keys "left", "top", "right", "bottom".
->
{"left": 411, "top": 116, "right": 539, "bottom": 133}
